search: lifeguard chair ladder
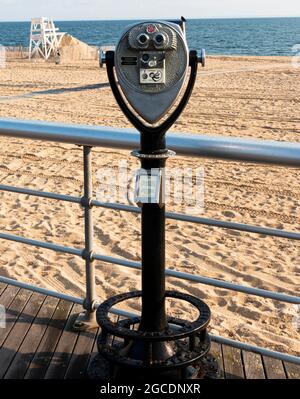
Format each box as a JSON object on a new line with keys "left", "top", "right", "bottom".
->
{"left": 29, "top": 17, "right": 65, "bottom": 60}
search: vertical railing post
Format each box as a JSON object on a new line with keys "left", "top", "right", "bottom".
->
{"left": 73, "top": 145, "right": 97, "bottom": 331}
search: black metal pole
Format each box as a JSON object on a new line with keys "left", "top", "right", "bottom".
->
{"left": 138, "top": 132, "right": 167, "bottom": 333}
{"left": 139, "top": 199, "right": 167, "bottom": 332}
{"left": 127, "top": 131, "right": 177, "bottom": 366}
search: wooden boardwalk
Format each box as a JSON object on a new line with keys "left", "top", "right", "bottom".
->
{"left": 0, "top": 282, "right": 299, "bottom": 379}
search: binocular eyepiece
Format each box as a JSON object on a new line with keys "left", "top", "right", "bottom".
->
{"left": 137, "top": 33, "right": 149, "bottom": 46}
{"left": 136, "top": 31, "right": 168, "bottom": 49}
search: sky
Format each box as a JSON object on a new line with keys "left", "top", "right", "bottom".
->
{"left": 0, "top": 0, "right": 300, "bottom": 22}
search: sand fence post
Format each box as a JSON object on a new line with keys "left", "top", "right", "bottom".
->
{"left": 73, "top": 146, "right": 98, "bottom": 331}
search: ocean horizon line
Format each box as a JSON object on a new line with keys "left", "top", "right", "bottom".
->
{"left": 0, "top": 15, "right": 300, "bottom": 24}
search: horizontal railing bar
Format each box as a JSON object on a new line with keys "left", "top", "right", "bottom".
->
{"left": 0, "top": 275, "right": 84, "bottom": 305}
{"left": 93, "top": 252, "right": 142, "bottom": 269}
{"left": 210, "top": 334, "right": 300, "bottom": 366}
{"left": 166, "top": 213, "right": 300, "bottom": 241}
{"left": 0, "top": 230, "right": 298, "bottom": 305}
{"left": 0, "top": 188, "right": 298, "bottom": 241}
{"left": 93, "top": 251, "right": 300, "bottom": 304}
{"left": 0, "top": 232, "right": 82, "bottom": 257}
{"left": 108, "top": 307, "right": 300, "bottom": 366}
{"left": 0, "top": 182, "right": 298, "bottom": 241}
{"left": 165, "top": 269, "right": 300, "bottom": 305}
{"left": 93, "top": 201, "right": 300, "bottom": 241}
{"left": 92, "top": 200, "right": 140, "bottom": 213}
{"left": 0, "top": 184, "right": 81, "bottom": 204}
{"left": 1, "top": 118, "right": 300, "bottom": 167}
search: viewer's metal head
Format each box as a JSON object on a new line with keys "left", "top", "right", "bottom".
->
{"left": 114, "top": 21, "right": 189, "bottom": 124}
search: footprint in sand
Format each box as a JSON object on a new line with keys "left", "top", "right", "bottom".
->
{"left": 222, "top": 211, "right": 236, "bottom": 218}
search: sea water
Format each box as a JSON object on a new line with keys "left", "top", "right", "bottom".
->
{"left": 0, "top": 17, "right": 299, "bottom": 56}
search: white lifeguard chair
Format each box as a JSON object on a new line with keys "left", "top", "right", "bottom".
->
{"left": 29, "top": 17, "right": 65, "bottom": 60}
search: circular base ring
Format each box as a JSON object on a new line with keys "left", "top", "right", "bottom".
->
{"left": 96, "top": 290, "right": 211, "bottom": 342}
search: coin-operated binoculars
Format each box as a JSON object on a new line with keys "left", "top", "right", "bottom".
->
{"left": 93, "top": 19, "right": 216, "bottom": 380}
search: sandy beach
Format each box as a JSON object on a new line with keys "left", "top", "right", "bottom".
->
{"left": 0, "top": 55, "right": 299, "bottom": 356}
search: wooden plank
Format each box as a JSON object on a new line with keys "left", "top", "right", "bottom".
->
{"left": 210, "top": 342, "right": 225, "bottom": 379}
{"left": 64, "top": 327, "right": 98, "bottom": 379}
{"left": 0, "top": 283, "right": 7, "bottom": 296}
{"left": 242, "top": 351, "right": 265, "bottom": 379}
{"left": 86, "top": 329, "right": 100, "bottom": 371}
{"left": 284, "top": 362, "right": 300, "bottom": 379}
{"left": 44, "top": 303, "right": 82, "bottom": 379}
{"left": 0, "top": 287, "right": 31, "bottom": 348}
{"left": 4, "top": 296, "right": 59, "bottom": 379}
{"left": 263, "top": 356, "right": 286, "bottom": 379}
{"left": 86, "top": 315, "right": 119, "bottom": 380}
{"left": 25, "top": 299, "right": 72, "bottom": 379}
{"left": 222, "top": 345, "right": 245, "bottom": 379}
{"left": 0, "top": 284, "right": 20, "bottom": 315}
{"left": 0, "top": 292, "right": 45, "bottom": 378}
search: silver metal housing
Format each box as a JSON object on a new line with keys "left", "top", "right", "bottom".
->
{"left": 115, "top": 21, "right": 189, "bottom": 124}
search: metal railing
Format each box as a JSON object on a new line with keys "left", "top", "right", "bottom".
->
{"left": 0, "top": 118, "right": 299, "bottom": 365}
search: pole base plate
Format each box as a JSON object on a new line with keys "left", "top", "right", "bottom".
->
{"left": 73, "top": 311, "right": 98, "bottom": 332}
{"left": 87, "top": 352, "right": 219, "bottom": 380}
